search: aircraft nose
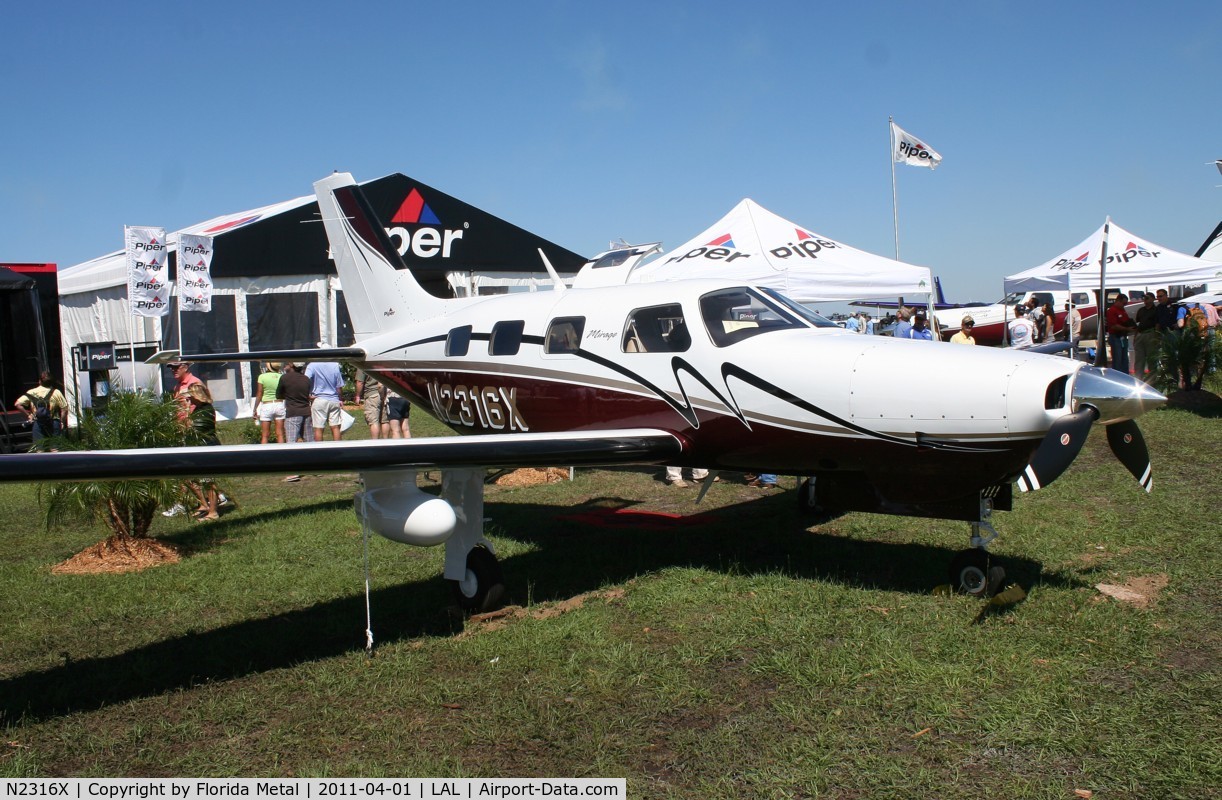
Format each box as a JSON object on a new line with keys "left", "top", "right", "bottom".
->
{"left": 1071, "top": 366, "right": 1167, "bottom": 423}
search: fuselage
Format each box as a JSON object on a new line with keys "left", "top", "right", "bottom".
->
{"left": 356, "top": 279, "right": 1089, "bottom": 506}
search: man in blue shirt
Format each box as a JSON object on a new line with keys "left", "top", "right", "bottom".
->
{"left": 305, "top": 361, "right": 345, "bottom": 441}
{"left": 893, "top": 308, "right": 913, "bottom": 340}
{"left": 845, "top": 314, "right": 860, "bottom": 333}
{"left": 909, "top": 313, "right": 934, "bottom": 341}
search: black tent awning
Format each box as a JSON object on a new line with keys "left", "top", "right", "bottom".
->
{"left": 175, "top": 173, "right": 587, "bottom": 289}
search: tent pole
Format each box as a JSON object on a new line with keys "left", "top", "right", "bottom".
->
{"left": 1094, "top": 218, "right": 1111, "bottom": 367}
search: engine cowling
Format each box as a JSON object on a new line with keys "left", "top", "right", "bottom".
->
{"left": 356, "top": 470, "right": 457, "bottom": 546}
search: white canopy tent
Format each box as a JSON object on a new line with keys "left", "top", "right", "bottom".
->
{"left": 1003, "top": 219, "right": 1222, "bottom": 295}
{"left": 630, "top": 199, "right": 933, "bottom": 302}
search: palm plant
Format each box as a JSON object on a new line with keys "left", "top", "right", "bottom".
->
{"left": 36, "top": 390, "right": 205, "bottom": 542}
{"left": 1155, "top": 323, "right": 1217, "bottom": 392}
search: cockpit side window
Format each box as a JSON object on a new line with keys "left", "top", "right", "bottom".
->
{"left": 545, "top": 317, "right": 585, "bottom": 354}
{"left": 446, "top": 325, "right": 472, "bottom": 357}
{"left": 622, "top": 304, "right": 690, "bottom": 353}
{"left": 489, "top": 320, "right": 525, "bottom": 356}
{"left": 700, "top": 287, "right": 806, "bottom": 347}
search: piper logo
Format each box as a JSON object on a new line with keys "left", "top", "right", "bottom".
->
{"left": 770, "top": 228, "right": 839, "bottom": 261}
{"left": 898, "top": 140, "right": 937, "bottom": 163}
{"left": 1106, "top": 242, "right": 1160, "bottom": 264}
{"left": 385, "top": 188, "right": 466, "bottom": 259}
{"left": 1052, "top": 251, "right": 1092, "bottom": 271}
{"left": 665, "top": 233, "right": 751, "bottom": 265}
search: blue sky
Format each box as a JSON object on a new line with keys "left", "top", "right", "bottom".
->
{"left": 3, "top": 1, "right": 1219, "bottom": 305}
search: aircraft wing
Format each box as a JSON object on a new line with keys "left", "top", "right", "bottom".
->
{"left": 0, "top": 430, "right": 683, "bottom": 483}
{"left": 147, "top": 348, "right": 366, "bottom": 365}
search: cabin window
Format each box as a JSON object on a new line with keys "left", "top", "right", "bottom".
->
{"left": 489, "top": 320, "right": 525, "bottom": 356}
{"left": 622, "top": 304, "right": 690, "bottom": 353}
{"left": 1071, "top": 293, "right": 1090, "bottom": 307}
{"left": 700, "top": 287, "right": 806, "bottom": 347}
{"left": 1031, "top": 293, "right": 1054, "bottom": 310}
{"left": 545, "top": 317, "right": 585, "bottom": 354}
{"left": 446, "top": 326, "right": 472, "bottom": 357}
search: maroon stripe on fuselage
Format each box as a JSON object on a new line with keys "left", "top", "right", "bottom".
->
{"left": 373, "top": 368, "right": 1035, "bottom": 502}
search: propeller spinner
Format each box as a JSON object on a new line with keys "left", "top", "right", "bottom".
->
{"left": 1017, "top": 366, "right": 1165, "bottom": 493}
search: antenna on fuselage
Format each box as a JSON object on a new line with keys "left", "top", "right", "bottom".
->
{"left": 538, "top": 248, "right": 567, "bottom": 293}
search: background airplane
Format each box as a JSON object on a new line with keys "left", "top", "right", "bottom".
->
{"left": 849, "top": 276, "right": 980, "bottom": 312}
{"left": 0, "top": 173, "right": 1167, "bottom": 610}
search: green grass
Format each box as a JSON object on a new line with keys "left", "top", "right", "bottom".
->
{"left": 1, "top": 399, "right": 1219, "bottom": 798}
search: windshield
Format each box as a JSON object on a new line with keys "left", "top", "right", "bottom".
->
{"left": 999, "top": 292, "right": 1026, "bottom": 305}
{"left": 759, "top": 289, "right": 840, "bottom": 329}
{"left": 700, "top": 287, "right": 821, "bottom": 347}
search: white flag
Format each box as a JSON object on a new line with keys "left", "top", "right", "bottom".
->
{"left": 177, "top": 233, "right": 215, "bottom": 313}
{"left": 125, "top": 226, "right": 171, "bottom": 317}
{"left": 892, "top": 121, "right": 943, "bottom": 170}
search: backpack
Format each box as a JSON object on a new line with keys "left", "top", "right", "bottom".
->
{"left": 28, "top": 388, "right": 53, "bottom": 424}
{"left": 1185, "top": 305, "right": 1209, "bottom": 338}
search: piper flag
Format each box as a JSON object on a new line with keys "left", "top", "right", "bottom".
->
{"left": 891, "top": 121, "right": 943, "bottom": 169}
{"left": 177, "top": 233, "right": 215, "bottom": 313}
{"left": 125, "top": 226, "right": 171, "bottom": 317}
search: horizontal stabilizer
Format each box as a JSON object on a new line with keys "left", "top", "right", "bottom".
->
{"left": 0, "top": 430, "right": 684, "bottom": 483}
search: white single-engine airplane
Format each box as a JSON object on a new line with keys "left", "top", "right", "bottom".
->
{"left": 0, "top": 173, "right": 1167, "bottom": 608}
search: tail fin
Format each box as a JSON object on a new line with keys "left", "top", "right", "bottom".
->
{"left": 314, "top": 172, "right": 447, "bottom": 338}
{"left": 934, "top": 276, "right": 947, "bottom": 306}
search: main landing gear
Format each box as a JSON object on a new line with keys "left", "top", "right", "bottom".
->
{"left": 357, "top": 467, "right": 508, "bottom": 614}
{"left": 440, "top": 469, "right": 506, "bottom": 613}
{"left": 451, "top": 544, "right": 505, "bottom": 612}
{"left": 949, "top": 496, "right": 1006, "bottom": 597}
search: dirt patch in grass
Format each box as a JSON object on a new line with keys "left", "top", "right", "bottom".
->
{"left": 459, "top": 587, "right": 628, "bottom": 636}
{"left": 491, "top": 468, "right": 571, "bottom": 487}
{"left": 51, "top": 534, "right": 181, "bottom": 575}
{"left": 1094, "top": 573, "right": 1169, "bottom": 608}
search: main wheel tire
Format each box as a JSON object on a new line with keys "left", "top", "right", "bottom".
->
{"left": 949, "top": 549, "right": 992, "bottom": 597}
{"left": 450, "top": 545, "right": 506, "bottom": 612}
{"left": 797, "top": 478, "right": 821, "bottom": 514}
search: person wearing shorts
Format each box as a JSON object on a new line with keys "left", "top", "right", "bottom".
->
{"left": 277, "top": 363, "right": 314, "bottom": 444}
{"left": 385, "top": 390, "right": 411, "bottom": 438}
{"left": 305, "top": 361, "right": 345, "bottom": 441}
{"left": 355, "top": 370, "right": 387, "bottom": 438}
{"left": 252, "top": 362, "right": 286, "bottom": 444}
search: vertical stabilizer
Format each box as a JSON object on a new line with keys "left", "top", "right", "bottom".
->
{"left": 314, "top": 172, "right": 447, "bottom": 337}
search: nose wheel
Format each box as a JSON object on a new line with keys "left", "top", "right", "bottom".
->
{"left": 948, "top": 548, "right": 1006, "bottom": 597}
{"left": 450, "top": 545, "right": 505, "bottom": 612}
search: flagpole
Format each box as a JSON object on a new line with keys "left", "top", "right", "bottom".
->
{"left": 1094, "top": 218, "right": 1111, "bottom": 367}
{"left": 889, "top": 117, "right": 900, "bottom": 261}
{"left": 124, "top": 226, "right": 137, "bottom": 392}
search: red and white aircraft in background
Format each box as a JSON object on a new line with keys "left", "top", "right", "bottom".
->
{"left": 931, "top": 288, "right": 1151, "bottom": 346}
{"left": 0, "top": 173, "right": 1167, "bottom": 608}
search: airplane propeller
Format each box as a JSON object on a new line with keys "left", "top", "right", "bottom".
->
{"left": 1106, "top": 419, "right": 1153, "bottom": 493}
{"left": 1016, "top": 407, "right": 1096, "bottom": 492}
{"left": 1017, "top": 366, "right": 1164, "bottom": 494}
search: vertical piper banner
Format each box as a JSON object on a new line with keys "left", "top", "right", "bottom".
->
{"left": 125, "top": 226, "right": 171, "bottom": 317}
{"left": 177, "top": 233, "right": 215, "bottom": 312}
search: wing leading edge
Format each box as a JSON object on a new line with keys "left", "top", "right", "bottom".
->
{"left": 0, "top": 430, "right": 683, "bottom": 483}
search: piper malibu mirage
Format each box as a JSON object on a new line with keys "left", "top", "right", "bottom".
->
{"left": 0, "top": 173, "right": 1167, "bottom": 609}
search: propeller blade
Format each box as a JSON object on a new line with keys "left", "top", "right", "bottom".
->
{"left": 1016, "top": 408, "right": 1097, "bottom": 492}
{"left": 1106, "top": 420, "right": 1153, "bottom": 493}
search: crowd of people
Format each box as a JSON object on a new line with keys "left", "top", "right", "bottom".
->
{"left": 161, "top": 360, "right": 410, "bottom": 515}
